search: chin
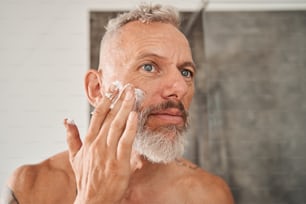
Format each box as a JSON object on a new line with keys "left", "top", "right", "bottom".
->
{"left": 155, "top": 125, "right": 181, "bottom": 140}
{"left": 133, "top": 125, "right": 187, "bottom": 164}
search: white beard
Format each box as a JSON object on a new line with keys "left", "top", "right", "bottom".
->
{"left": 133, "top": 125, "right": 187, "bottom": 164}
{"left": 132, "top": 100, "right": 189, "bottom": 164}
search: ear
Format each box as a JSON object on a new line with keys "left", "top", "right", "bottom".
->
{"left": 84, "top": 69, "right": 103, "bottom": 107}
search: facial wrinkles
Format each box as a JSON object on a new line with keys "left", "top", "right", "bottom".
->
{"left": 101, "top": 21, "right": 195, "bottom": 109}
{"left": 103, "top": 23, "right": 192, "bottom": 75}
{"left": 129, "top": 36, "right": 194, "bottom": 84}
{"left": 134, "top": 37, "right": 191, "bottom": 66}
{"left": 133, "top": 36, "right": 195, "bottom": 103}
{"left": 120, "top": 22, "right": 192, "bottom": 61}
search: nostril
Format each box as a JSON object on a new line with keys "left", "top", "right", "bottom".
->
{"left": 166, "top": 93, "right": 179, "bottom": 99}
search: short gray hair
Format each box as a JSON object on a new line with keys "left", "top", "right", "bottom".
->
{"left": 105, "top": 3, "right": 181, "bottom": 33}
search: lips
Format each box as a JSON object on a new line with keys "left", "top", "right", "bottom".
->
{"left": 149, "top": 108, "right": 185, "bottom": 124}
{"left": 151, "top": 108, "right": 183, "bottom": 116}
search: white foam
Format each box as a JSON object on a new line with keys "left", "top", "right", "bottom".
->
{"left": 110, "top": 80, "right": 145, "bottom": 109}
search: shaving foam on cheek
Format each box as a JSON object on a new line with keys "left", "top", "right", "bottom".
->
{"left": 109, "top": 80, "right": 145, "bottom": 110}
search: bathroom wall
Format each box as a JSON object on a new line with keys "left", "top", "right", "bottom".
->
{"left": 185, "top": 11, "right": 306, "bottom": 204}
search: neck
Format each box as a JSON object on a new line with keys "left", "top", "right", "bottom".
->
{"left": 130, "top": 151, "right": 171, "bottom": 182}
{"left": 123, "top": 153, "right": 176, "bottom": 202}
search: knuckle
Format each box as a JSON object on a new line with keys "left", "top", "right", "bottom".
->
{"left": 110, "top": 119, "right": 124, "bottom": 129}
{"left": 122, "top": 99, "right": 133, "bottom": 107}
{"left": 93, "top": 105, "right": 104, "bottom": 114}
{"left": 89, "top": 142, "right": 100, "bottom": 155}
{"left": 119, "top": 139, "right": 131, "bottom": 149}
{"left": 107, "top": 165, "right": 127, "bottom": 180}
{"left": 107, "top": 160, "right": 119, "bottom": 171}
{"left": 107, "top": 110, "right": 116, "bottom": 119}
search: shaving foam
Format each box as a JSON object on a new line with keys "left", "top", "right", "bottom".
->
{"left": 110, "top": 80, "right": 145, "bottom": 110}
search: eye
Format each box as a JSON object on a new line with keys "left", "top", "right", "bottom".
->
{"left": 181, "top": 69, "right": 193, "bottom": 78}
{"left": 142, "top": 64, "right": 156, "bottom": 72}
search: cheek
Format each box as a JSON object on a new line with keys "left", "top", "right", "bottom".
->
{"left": 135, "top": 81, "right": 195, "bottom": 110}
{"left": 183, "top": 87, "right": 194, "bottom": 110}
{"left": 138, "top": 89, "right": 158, "bottom": 108}
{"left": 135, "top": 83, "right": 160, "bottom": 108}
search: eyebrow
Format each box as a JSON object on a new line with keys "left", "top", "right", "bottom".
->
{"left": 136, "top": 53, "right": 196, "bottom": 71}
{"left": 178, "top": 61, "right": 196, "bottom": 72}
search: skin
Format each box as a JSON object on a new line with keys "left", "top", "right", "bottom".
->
{"left": 4, "top": 21, "right": 235, "bottom": 204}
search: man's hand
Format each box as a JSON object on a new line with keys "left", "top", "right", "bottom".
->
{"left": 64, "top": 85, "right": 140, "bottom": 204}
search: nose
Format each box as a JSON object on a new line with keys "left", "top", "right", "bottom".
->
{"left": 161, "top": 68, "right": 189, "bottom": 100}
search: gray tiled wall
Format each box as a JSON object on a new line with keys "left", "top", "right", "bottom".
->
{"left": 184, "top": 11, "right": 306, "bottom": 204}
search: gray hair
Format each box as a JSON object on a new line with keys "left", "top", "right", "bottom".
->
{"left": 105, "top": 3, "right": 180, "bottom": 33}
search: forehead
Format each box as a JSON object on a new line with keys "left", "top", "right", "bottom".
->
{"left": 112, "top": 21, "right": 193, "bottom": 60}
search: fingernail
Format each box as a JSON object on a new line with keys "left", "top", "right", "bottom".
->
{"left": 105, "top": 82, "right": 121, "bottom": 101}
{"left": 66, "top": 118, "right": 75, "bottom": 125}
{"left": 105, "top": 92, "right": 113, "bottom": 100}
{"left": 111, "top": 80, "right": 122, "bottom": 92}
{"left": 109, "top": 84, "right": 118, "bottom": 93}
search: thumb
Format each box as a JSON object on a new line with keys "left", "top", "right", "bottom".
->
{"left": 64, "top": 118, "right": 82, "bottom": 160}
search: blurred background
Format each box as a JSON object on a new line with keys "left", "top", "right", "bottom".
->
{"left": 1, "top": 0, "right": 306, "bottom": 203}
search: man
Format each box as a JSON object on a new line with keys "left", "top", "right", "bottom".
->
{"left": 2, "top": 3, "right": 234, "bottom": 204}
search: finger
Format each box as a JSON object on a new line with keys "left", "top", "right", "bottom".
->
{"left": 86, "top": 87, "right": 119, "bottom": 144}
{"left": 95, "top": 84, "right": 134, "bottom": 147}
{"left": 64, "top": 118, "right": 82, "bottom": 159}
{"left": 106, "top": 85, "right": 136, "bottom": 152}
{"left": 117, "top": 111, "right": 138, "bottom": 162}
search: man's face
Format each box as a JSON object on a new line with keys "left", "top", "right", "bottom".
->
{"left": 101, "top": 21, "right": 195, "bottom": 136}
{"left": 100, "top": 21, "right": 195, "bottom": 163}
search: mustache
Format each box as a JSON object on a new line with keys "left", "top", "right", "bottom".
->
{"left": 139, "top": 100, "right": 188, "bottom": 124}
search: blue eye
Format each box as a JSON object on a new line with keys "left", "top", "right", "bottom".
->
{"left": 181, "top": 69, "right": 193, "bottom": 78}
{"left": 142, "top": 64, "right": 155, "bottom": 72}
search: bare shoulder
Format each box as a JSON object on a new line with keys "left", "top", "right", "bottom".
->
{"left": 7, "top": 151, "right": 72, "bottom": 187}
{"left": 173, "top": 158, "right": 235, "bottom": 204}
{"left": 6, "top": 151, "right": 75, "bottom": 203}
